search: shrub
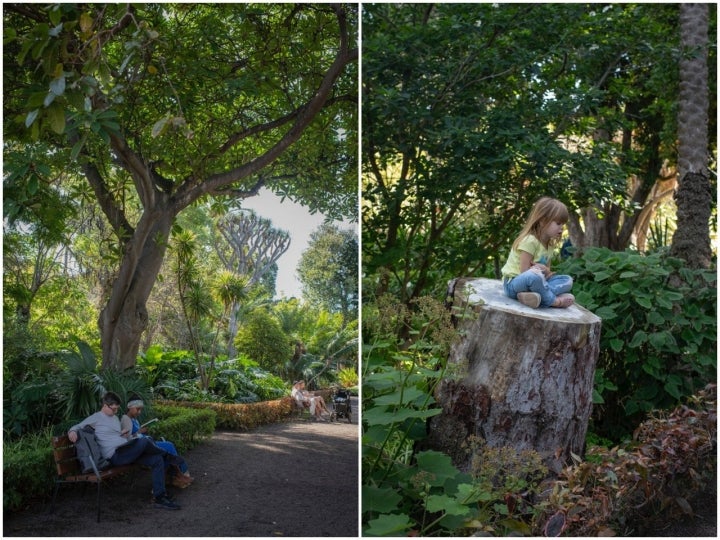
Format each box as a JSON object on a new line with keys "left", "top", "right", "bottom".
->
{"left": 557, "top": 248, "right": 716, "bottom": 438}
{"left": 3, "top": 428, "right": 55, "bottom": 512}
{"left": 534, "top": 384, "right": 717, "bottom": 536}
{"left": 338, "top": 366, "right": 359, "bottom": 388}
{"left": 159, "top": 398, "right": 293, "bottom": 431}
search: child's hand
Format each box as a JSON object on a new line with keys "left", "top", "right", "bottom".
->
{"left": 532, "top": 263, "right": 553, "bottom": 278}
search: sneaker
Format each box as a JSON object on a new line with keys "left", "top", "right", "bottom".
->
{"left": 552, "top": 293, "right": 575, "bottom": 308}
{"left": 151, "top": 491, "right": 175, "bottom": 503}
{"left": 517, "top": 292, "right": 541, "bottom": 308}
{"left": 154, "top": 494, "right": 181, "bottom": 510}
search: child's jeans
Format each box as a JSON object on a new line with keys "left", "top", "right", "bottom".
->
{"left": 503, "top": 270, "right": 573, "bottom": 307}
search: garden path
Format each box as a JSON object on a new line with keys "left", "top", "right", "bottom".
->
{"left": 3, "top": 400, "right": 358, "bottom": 537}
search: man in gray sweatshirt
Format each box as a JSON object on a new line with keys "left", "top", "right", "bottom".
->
{"left": 68, "top": 391, "right": 180, "bottom": 510}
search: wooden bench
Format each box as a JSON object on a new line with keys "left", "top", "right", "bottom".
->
{"left": 50, "top": 434, "right": 140, "bottom": 522}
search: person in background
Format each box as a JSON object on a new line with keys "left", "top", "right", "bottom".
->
{"left": 291, "top": 380, "right": 331, "bottom": 421}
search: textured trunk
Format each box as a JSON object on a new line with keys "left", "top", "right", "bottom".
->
{"left": 428, "top": 278, "right": 601, "bottom": 474}
{"left": 99, "top": 213, "right": 173, "bottom": 371}
{"left": 671, "top": 3, "right": 711, "bottom": 269}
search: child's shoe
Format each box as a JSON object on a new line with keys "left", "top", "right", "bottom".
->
{"left": 517, "top": 292, "right": 541, "bottom": 308}
{"left": 552, "top": 294, "right": 575, "bottom": 308}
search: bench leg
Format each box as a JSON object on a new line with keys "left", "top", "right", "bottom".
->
{"left": 49, "top": 481, "right": 60, "bottom": 514}
{"left": 96, "top": 482, "right": 102, "bottom": 522}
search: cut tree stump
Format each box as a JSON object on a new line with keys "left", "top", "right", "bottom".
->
{"left": 428, "top": 278, "right": 602, "bottom": 473}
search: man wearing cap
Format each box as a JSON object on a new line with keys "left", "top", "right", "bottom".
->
{"left": 68, "top": 391, "right": 180, "bottom": 510}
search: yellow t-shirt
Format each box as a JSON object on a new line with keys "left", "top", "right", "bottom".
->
{"left": 501, "top": 234, "right": 553, "bottom": 278}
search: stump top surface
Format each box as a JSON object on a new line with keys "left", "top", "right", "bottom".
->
{"left": 454, "top": 278, "right": 601, "bottom": 324}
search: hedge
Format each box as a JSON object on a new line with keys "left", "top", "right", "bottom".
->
{"left": 158, "top": 397, "right": 294, "bottom": 430}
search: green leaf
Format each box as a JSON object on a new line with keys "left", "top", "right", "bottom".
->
{"left": 609, "top": 338, "right": 623, "bottom": 352}
{"left": 426, "top": 494, "right": 470, "bottom": 516}
{"left": 151, "top": 116, "right": 169, "bottom": 138}
{"left": 628, "top": 330, "right": 647, "bottom": 348}
{"left": 49, "top": 75, "right": 66, "bottom": 96}
{"left": 415, "top": 450, "right": 460, "bottom": 486}
{"left": 364, "top": 513, "right": 413, "bottom": 536}
{"left": 362, "top": 486, "right": 402, "bottom": 514}
{"left": 363, "top": 406, "right": 442, "bottom": 426}
{"left": 25, "top": 109, "right": 39, "bottom": 128}
{"left": 594, "top": 306, "right": 617, "bottom": 321}
{"left": 610, "top": 282, "right": 630, "bottom": 295}
{"left": 456, "top": 482, "right": 493, "bottom": 504}
{"left": 47, "top": 102, "right": 66, "bottom": 134}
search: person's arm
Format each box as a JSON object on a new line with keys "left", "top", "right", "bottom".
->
{"left": 68, "top": 412, "right": 98, "bottom": 443}
{"left": 120, "top": 415, "right": 133, "bottom": 438}
{"left": 519, "top": 250, "right": 534, "bottom": 273}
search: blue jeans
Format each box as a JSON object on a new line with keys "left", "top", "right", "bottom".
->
{"left": 504, "top": 271, "right": 573, "bottom": 307}
{"left": 110, "top": 437, "right": 167, "bottom": 497}
{"left": 156, "top": 440, "right": 188, "bottom": 474}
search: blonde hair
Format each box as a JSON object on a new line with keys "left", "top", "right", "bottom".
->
{"left": 512, "top": 197, "right": 569, "bottom": 250}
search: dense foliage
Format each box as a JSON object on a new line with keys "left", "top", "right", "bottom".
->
{"left": 557, "top": 248, "right": 717, "bottom": 437}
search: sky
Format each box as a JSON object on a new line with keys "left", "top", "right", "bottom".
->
{"left": 241, "top": 187, "right": 349, "bottom": 299}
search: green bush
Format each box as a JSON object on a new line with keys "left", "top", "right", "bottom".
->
{"left": 3, "top": 428, "right": 55, "bottom": 512}
{"left": 146, "top": 405, "right": 216, "bottom": 454}
{"left": 557, "top": 248, "right": 716, "bottom": 438}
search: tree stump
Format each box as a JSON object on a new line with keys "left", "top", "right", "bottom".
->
{"left": 428, "top": 278, "right": 602, "bottom": 473}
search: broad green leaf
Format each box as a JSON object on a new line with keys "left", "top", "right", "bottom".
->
{"left": 47, "top": 102, "right": 65, "bottom": 134}
{"left": 364, "top": 513, "right": 413, "bottom": 537}
{"left": 362, "top": 485, "right": 402, "bottom": 513}
{"left": 415, "top": 450, "right": 460, "bottom": 486}
{"left": 363, "top": 406, "right": 442, "bottom": 426}
{"left": 426, "top": 494, "right": 470, "bottom": 516}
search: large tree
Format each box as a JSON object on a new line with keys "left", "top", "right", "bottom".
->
{"left": 297, "top": 223, "right": 358, "bottom": 325}
{"left": 4, "top": 4, "right": 357, "bottom": 370}
{"left": 670, "top": 3, "right": 713, "bottom": 269}
{"left": 216, "top": 209, "right": 291, "bottom": 358}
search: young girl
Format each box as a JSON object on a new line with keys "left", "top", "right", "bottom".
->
{"left": 501, "top": 197, "right": 575, "bottom": 309}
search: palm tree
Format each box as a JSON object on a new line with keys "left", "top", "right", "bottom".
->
{"left": 670, "top": 3, "right": 712, "bottom": 269}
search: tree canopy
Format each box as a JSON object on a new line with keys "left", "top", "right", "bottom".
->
{"left": 4, "top": 3, "right": 358, "bottom": 369}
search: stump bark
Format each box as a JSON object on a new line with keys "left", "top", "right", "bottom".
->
{"left": 428, "top": 278, "right": 602, "bottom": 473}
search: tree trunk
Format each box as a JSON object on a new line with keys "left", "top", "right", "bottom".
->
{"left": 671, "top": 3, "right": 711, "bottom": 269}
{"left": 428, "top": 278, "right": 602, "bottom": 474}
{"left": 98, "top": 212, "right": 173, "bottom": 371}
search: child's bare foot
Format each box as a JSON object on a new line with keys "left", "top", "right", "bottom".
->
{"left": 517, "top": 292, "right": 541, "bottom": 308}
{"left": 552, "top": 293, "right": 575, "bottom": 308}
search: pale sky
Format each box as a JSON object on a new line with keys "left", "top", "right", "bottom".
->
{"left": 241, "top": 187, "right": 344, "bottom": 299}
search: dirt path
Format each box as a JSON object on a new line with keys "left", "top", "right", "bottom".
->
{"left": 4, "top": 405, "right": 358, "bottom": 537}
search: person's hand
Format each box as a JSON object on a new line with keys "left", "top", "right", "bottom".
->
{"left": 532, "top": 263, "right": 553, "bottom": 278}
{"left": 68, "top": 430, "right": 78, "bottom": 443}
{"left": 140, "top": 426, "right": 148, "bottom": 434}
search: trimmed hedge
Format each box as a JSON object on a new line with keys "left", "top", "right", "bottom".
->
{"left": 3, "top": 404, "right": 214, "bottom": 512}
{"left": 158, "top": 397, "right": 294, "bottom": 430}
